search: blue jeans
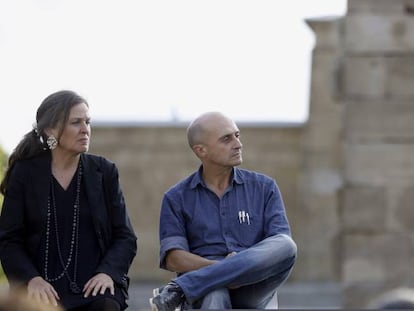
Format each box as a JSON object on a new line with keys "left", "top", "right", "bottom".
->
{"left": 173, "top": 234, "right": 297, "bottom": 309}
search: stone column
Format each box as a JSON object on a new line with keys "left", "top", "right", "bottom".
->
{"left": 296, "top": 17, "right": 344, "bottom": 281}
{"left": 341, "top": 0, "right": 414, "bottom": 307}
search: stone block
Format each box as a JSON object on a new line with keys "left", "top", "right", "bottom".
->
{"left": 344, "top": 100, "right": 414, "bottom": 142}
{"left": 388, "top": 183, "right": 414, "bottom": 232}
{"left": 293, "top": 193, "right": 340, "bottom": 281}
{"left": 302, "top": 114, "right": 343, "bottom": 151}
{"left": 343, "top": 57, "right": 387, "bottom": 99}
{"left": 388, "top": 56, "right": 414, "bottom": 98}
{"left": 310, "top": 52, "right": 343, "bottom": 103}
{"left": 345, "top": 15, "right": 414, "bottom": 53}
{"left": 342, "top": 233, "right": 414, "bottom": 307}
{"left": 344, "top": 144, "right": 414, "bottom": 185}
{"left": 348, "top": 0, "right": 414, "bottom": 15}
{"left": 301, "top": 168, "right": 343, "bottom": 196}
{"left": 344, "top": 281, "right": 392, "bottom": 308}
{"left": 342, "top": 186, "right": 386, "bottom": 232}
{"left": 342, "top": 233, "right": 414, "bottom": 284}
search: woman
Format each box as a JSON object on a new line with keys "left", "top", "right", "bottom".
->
{"left": 0, "top": 90, "right": 137, "bottom": 311}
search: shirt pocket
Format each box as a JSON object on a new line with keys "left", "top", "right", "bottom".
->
{"left": 233, "top": 211, "right": 263, "bottom": 247}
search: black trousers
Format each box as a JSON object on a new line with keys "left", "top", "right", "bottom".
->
{"left": 68, "top": 298, "right": 121, "bottom": 311}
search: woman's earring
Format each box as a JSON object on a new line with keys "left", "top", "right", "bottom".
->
{"left": 46, "top": 135, "right": 58, "bottom": 150}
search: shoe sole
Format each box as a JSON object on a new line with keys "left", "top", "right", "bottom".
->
{"left": 153, "top": 287, "right": 161, "bottom": 297}
{"left": 150, "top": 287, "right": 164, "bottom": 311}
{"left": 149, "top": 297, "right": 159, "bottom": 311}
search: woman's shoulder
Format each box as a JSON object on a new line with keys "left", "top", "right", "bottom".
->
{"left": 14, "top": 153, "right": 50, "bottom": 170}
{"left": 82, "top": 153, "right": 116, "bottom": 171}
{"left": 82, "top": 153, "right": 114, "bottom": 165}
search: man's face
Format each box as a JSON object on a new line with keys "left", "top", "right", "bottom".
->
{"left": 202, "top": 116, "right": 243, "bottom": 168}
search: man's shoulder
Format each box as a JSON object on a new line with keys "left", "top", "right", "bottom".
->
{"left": 235, "top": 167, "right": 274, "bottom": 182}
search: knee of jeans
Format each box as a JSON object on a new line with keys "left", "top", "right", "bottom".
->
{"left": 279, "top": 234, "right": 297, "bottom": 259}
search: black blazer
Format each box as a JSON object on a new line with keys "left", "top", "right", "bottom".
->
{"left": 0, "top": 152, "right": 137, "bottom": 292}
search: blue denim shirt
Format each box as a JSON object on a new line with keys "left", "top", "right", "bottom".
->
{"left": 159, "top": 166, "right": 291, "bottom": 269}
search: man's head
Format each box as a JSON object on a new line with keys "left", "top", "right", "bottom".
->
{"left": 186, "top": 111, "right": 243, "bottom": 168}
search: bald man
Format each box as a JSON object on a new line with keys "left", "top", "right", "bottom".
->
{"left": 150, "top": 112, "right": 297, "bottom": 311}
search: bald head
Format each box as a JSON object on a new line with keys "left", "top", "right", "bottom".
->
{"left": 186, "top": 112, "right": 231, "bottom": 148}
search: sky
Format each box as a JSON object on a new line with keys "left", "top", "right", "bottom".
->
{"left": 0, "top": 0, "right": 347, "bottom": 153}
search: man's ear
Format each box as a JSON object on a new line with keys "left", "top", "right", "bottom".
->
{"left": 193, "top": 144, "right": 206, "bottom": 158}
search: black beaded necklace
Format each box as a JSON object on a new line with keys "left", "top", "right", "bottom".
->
{"left": 44, "top": 161, "right": 82, "bottom": 294}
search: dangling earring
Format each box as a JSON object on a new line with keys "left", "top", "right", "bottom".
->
{"left": 47, "top": 135, "right": 58, "bottom": 150}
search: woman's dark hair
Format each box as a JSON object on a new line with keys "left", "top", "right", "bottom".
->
{"left": 0, "top": 90, "right": 88, "bottom": 195}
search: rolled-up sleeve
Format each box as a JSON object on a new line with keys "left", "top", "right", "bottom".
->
{"left": 264, "top": 180, "right": 291, "bottom": 238}
{"left": 158, "top": 192, "right": 189, "bottom": 269}
{"left": 159, "top": 235, "right": 189, "bottom": 269}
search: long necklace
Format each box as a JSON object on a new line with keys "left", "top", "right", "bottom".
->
{"left": 44, "top": 161, "right": 82, "bottom": 294}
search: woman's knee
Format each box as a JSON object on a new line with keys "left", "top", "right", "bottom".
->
{"left": 86, "top": 298, "right": 121, "bottom": 311}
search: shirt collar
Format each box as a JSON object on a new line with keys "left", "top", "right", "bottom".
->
{"left": 189, "top": 165, "right": 244, "bottom": 189}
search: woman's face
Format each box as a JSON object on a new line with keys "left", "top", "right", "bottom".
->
{"left": 53, "top": 102, "right": 91, "bottom": 155}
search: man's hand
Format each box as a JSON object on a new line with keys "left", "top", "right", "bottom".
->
{"left": 83, "top": 273, "right": 114, "bottom": 298}
{"left": 27, "top": 276, "right": 59, "bottom": 306}
{"left": 226, "top": 252, "right": 237, "bottom": 258}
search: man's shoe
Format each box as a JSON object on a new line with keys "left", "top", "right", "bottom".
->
{"left": 149, "top": 282, "right": 185, "bottom": 311}
{"left": 152, "top": 285, "right": 164, "bottom": 297}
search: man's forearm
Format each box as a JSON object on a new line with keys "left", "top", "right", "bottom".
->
{"left": 166, "top": 249, "right": 217, "bottom": 273}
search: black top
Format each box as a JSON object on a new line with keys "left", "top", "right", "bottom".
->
{"left": 36, "top": 171, "right": 124, "bottom": 309}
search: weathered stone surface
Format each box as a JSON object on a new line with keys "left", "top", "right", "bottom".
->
{"left": 344, "top": 57, "right": 387, "bottom": 99}
{"left": 342, "top": 186, "right": 386, "bottom": 232}
{"left": 296, "top": 192, "right": 340, "bottom": 281}
{"left": 344, "top": 56, "right": 414, "bottom": 99}
{"left": 348, "top": 0, "right": 414, "bottom": 15}
{"left": 342, "top": 233, "right": 414, "bottom": 307}
{"left": 341, "top": 1, "right": 414, "bottom": 308}
{"left": 388, "top": 183, "right": 414, "bottom": 232}
{"left": 388, "top": 56, "right": 414, "bottom": 98}
{"left": 344, "top": 144, "right": 414, "bottom": 185}
{"left": 342, "top": 234, "right": 414, "bottom": 284}
{"left": 295, "top": 17, "right": 344, "bottom": 282}
{"left": 344, "top": 100, "right": 414, "bottom": 143}
{"left": 345, "top": 15, "right": 414, "bottom": 53}
{"left": 308, "top": 51, "right": 343, "bottom": 103}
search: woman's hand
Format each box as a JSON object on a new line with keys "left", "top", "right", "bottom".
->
{"left": 83, "top": 273, "right": 114, "bottom": 298}
{"left": 27, "top": 276, "right": 60, "bottom": 306}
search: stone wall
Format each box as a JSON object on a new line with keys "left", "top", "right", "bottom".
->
{"left": 340, "top": 0, "right": 414, "bottom": 307}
